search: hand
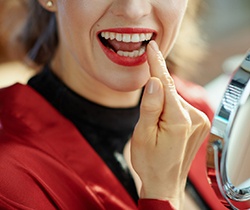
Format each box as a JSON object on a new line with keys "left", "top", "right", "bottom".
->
{"left": 130, "top": 41, "right": 210, "bottom": 209}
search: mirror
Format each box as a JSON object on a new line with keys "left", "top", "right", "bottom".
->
{"left": 207, "top": 51, "right": 250, "bottom": 209}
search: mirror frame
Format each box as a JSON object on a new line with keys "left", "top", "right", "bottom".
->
{"left": 207, "top": 51, "right": 250, "bottom": 209}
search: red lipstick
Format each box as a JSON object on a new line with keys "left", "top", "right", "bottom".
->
{"left": 97, "top": 28, "right": 156, "bottom": 66}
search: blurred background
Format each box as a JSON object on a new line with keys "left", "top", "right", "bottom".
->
{"left": 0, "top": 0, "right": 249, "bottom": 109}
{"left": 197, "top": 0, "right": 250, "bottom": 109}
{"left": 196, "top": 0, "right": 250, "bottom": 86}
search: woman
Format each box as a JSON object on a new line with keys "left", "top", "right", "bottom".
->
{"left": 0, "top": 0, "right": 226, "bottom": 209}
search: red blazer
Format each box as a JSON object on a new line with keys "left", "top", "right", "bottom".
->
{"left": 0, "top": 84, "right": 172, "bottom": 210}
{"left": 0, "top": 81, "right": 226, "bottom": 210}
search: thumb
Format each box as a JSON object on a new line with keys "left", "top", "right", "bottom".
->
{"left": 138, "top": 77, "right": 164, "bottom": 129}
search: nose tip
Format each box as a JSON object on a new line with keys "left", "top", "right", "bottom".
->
{"left": 111, "top": 0, "right": 151, "bottom": 21}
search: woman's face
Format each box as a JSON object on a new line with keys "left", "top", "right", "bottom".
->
{"left": 51, "top": 0, "right": 188, "bottom": 92}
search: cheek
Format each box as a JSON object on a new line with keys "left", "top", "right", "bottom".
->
{"left": 57, "top": 0, "right": 109, "bottom": 28}
{"left": 157, "top": 0, "right": 187, "bottom": 27}
{"left": 56, "top": 1, "right": 99, "bottom": 63}
{"left": 57, "top": 2, "right": 93, "bottom": 37}
{"left": 156, "top": 0, "right": 188, "bottom": 56}
{"left": 56, "top": 0, "right": 109, "bottom": 54}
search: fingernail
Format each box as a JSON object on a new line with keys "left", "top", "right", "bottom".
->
{"left": 146, "top": 79, "right": 160, "bottom": 94}
{"left": 148, "top": 40, "right": 159, "bottom": 52}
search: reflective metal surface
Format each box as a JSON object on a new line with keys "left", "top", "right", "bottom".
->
{"left": 207, "top": 51, "right": 250, "bottom": 209}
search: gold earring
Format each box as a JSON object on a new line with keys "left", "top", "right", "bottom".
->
{"left": 46, "top": 1, "right": 53, "bottom": 7}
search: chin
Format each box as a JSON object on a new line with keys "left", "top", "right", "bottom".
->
{"left": 96, "top": 59, "right": 150, "bottom": 92}
{"left": 108, "top": 76, "right": 149, "bottom": 92}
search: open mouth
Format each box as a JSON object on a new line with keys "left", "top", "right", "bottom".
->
{"left": 98, "top": 31, "right": 155, "bottom": 58}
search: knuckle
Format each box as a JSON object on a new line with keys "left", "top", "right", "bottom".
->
{"left": 202, "top": 116, "right": 211, "bottom": 131}
{"left": 162, "top": 113, "right": 192, "bottom": 135}
{"left": 180, "top": 110, "right": 192, "bottom": 127}
{"left": 156, "top": 50, "right": 166, "bottom": 65}
{"left": 192, "top": 110, "right": 211, "bottom": 133}
{"left": 163, "top": 74, "right": 176, "bottom": 89}
{"left": 198, "top": 111, "right": 210, "bottom": 126}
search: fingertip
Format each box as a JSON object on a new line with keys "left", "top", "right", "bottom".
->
{"left": 146, "top": 41, "right": 169, "bottom": 79}
{"left": 148, "top": 40, "right": 160, "bottom": 53}
{"left": 147, "top": 41, "right": 162, "bottom": 63}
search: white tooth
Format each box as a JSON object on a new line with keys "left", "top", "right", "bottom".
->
{"left": 101, "top": 32, "right": 105, "bottom": 38}
{"left": 116, "top": 33, "right": 122, "bottom": 41}
{"left": 104, "top": 32, "right": 110, "bottom": 39}
{"left": 145, "top": 33, "right": 152, "bottom": 41}
{"left": 139, "top": 46, "right": 146, "bottom": 56}
{"left": 139, "top": 34, "right": 146, "bottom": 42}
{"left": 131, "top": 34, "right": 140, "bottom": 43}
{"left": 128, "top": 51, "right": 134, "bottom": 57}
{"left": 123, "top": 51, "right": 129, "bottom": 57}
{"left": 128, "top": 50, "right": 137, "bottom": 58}
{"left": 117, "top": 50, "right": 124, "bottom": 56}
{"left": 134, "top": 50, "right": 139, "bottom": 57}
{"left": 110, "top": 32, "right": 115, "bottom": 40}
{"left": 122, "top": 34, "right": 131, "bottom": 43}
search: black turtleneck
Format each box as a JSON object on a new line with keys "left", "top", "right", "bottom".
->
{"left": 28, "top": 65, "right": 140, "bottom": 202}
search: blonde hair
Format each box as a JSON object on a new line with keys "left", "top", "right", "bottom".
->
{"left": 167, "top": 0, "right": 206, "bottom": 80}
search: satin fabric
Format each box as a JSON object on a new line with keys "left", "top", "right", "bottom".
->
{"left": 0, "top": 84, "right": 173, "bottom": 210}
{"left": 0, "top": 78, "right": 227, "bottom": 209}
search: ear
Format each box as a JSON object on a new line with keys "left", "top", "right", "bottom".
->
{"left": 37, "top": 0, "right": 57, "bottom": 12}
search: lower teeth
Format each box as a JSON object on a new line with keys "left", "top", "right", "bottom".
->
{"left": 117, "top": 46, "right": 146, "bottom": 58}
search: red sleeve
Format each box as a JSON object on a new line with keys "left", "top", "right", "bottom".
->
{"left": 0, "top": 195, "right": 32, "bottom": 210}
{"left": 138, "top": 199, "right": 175, "bottom": 210}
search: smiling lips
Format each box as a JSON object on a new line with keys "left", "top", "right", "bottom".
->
{"left": 98, "top": 28, "right": 155, "bottom": 66}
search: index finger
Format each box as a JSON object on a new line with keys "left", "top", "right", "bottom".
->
{"left": 146, "top": 41, "right": 184, "bottom": 122}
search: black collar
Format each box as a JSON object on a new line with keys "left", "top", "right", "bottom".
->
{"left": 28, "top": 64, "right": 140, "bottom": 202}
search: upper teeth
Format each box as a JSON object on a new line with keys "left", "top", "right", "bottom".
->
{"left": 101, "top": 32, "right": 153, "bottom": 43}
